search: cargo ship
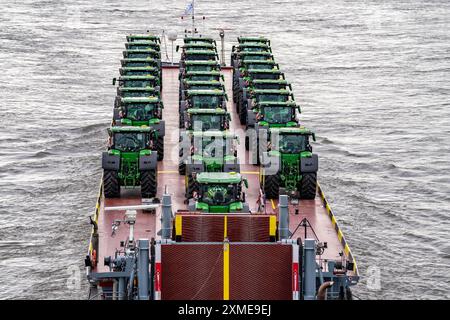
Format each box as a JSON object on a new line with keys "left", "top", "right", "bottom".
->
{"left": 84, "top": 21, "right": 359, "bottom": 300}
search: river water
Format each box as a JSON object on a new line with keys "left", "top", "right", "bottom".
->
{"left": 0, "top": 0, "right": 449, "bottom": 299}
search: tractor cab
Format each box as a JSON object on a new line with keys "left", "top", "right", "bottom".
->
{"left": 267, "top": 127, "right": 316, "bottom": 154}
{"left": 181, "top": 80, "right": 224, "bottom": 92}
{"left": 237, "top": 36, "right": 271, "bottom": 46}
{"left": 190, "top": 131, "right": 238, "bottom": 160}
{"left": 181, "top": 61, "right": 221, "bottom": 73}
{"left": 178, "top": 43, "right": 217, "bottom": 52}
{"left": 123, "top": 48, "right": 161, "bottom": 60}
{"left": 184, "top": 108, "right": 230, "bottom": 131}
{"left": 181, "top": 71, "right": 224, "bottom": 82}
{"left": 235, "top": 51, "right": 274, "bottom": 62}
{"left": 188, "top": 172, "right": 249, "bottom": 213}
{"left": 239, "top": 60, "right": 279, "bottom": 71}
{"left": 249, "top": 79, "right": 292, "bottom": 91}
{"left": 183, "top": 37, "right": 217, "bottom": 46}
{"left": 234, "top": 43, "right": 272, "bottom": 53}
{"left": 249, "top": 101, "right": 300, "bottom": 128}
{"left": 244, "top": 69, "right": 286, "bottom": 81}
{"left": 127, "top": 34, "right": 161, "bottom": 43}
{"left": 114, "top": 75, "right": 160, "bottom": 89}
{"left": 115, "top": 97, "right": 163, "bottom": 123}
{"left": 181, "top": 49, "right": 219, "bottom": 61}
{"left": 248, "top": 89, "right": 295, "bottom": 105}
{"left": 182, "top": 90, "right": 227, "bottom": 110}
{"left": 119, "top": 66, "right": 160, "bottom": 77}
{"left": 102, "top": 126, "right": 158, "bottom": 198}
{"left": 121, "top": 58, "right": 160, "bottom": 68}
{"left": 117, "top": 86, "right": 160, "bottom": 99}
{"left": 125, "top": 41, "right": 161, "bottom": 51}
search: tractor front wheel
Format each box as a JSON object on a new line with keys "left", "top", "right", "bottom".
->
{"left": 299, "top": 173, "right": 317, "bottom": 199}
{"left": 103, "top": 170, "right": 120, "bottom": 198}
{"left": 156, "top": 136, "right": 164, "bottom": 161}
{"left": 141, "top": 170, "right": 157, "bottom": 198}
{"left": 263, "top": 173, "right": 280, "bottom": 199}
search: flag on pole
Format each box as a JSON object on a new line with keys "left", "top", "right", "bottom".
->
{"left": 184, "top": 1, "right": 194, "bottom": 16}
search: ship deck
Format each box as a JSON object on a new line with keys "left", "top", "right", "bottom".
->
{"left": 92, "top": 66, "right": 357, "bottom": 277}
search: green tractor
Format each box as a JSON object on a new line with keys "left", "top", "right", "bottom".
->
{"left": 180, "top": 71, "right": 224, "bottom": 84}
{"left": 181, "top": 49, "right": 219, "bottom": 62}
{"left": 179, "top": 60, "right": 221, "bottom": 77}
{"left": 179, "top": 80, "right": 225, "bottom": 101}
{"left": 177, "top": 42, "right": 217, "bottom": 53}
{"left": 184, "top": 131, "right": 240, "bottom": 198}
{"left": 123, "top": 48, "right": 161, "bottom": 60}
{"left": 125, "top": 41, "right": 161, "bottom": 51}
{"left": 102, "top": 126, "right": 158, "bottom": 198}
{"left": 187, "top": 172, "right": 249, "bottom": 213}
{"left": 247, "top": 79, "right": 292, "bottom": 91}
{"left": 113, "top": 75, "right": 160, "bottom": 91}
{"left": 121, "top": 58, "right": 160, "bottom": 68}
{"left": 183, "top": 37, "right": 217, "bottom": 46}
{"left": 113, "top": 97, "right": 165, "bottom": 160}
{"left": 126, "top": 34, "right": 161, "bottom": 43}
{"left": 260, "top": 127, "right": 318, "bottom": 200}
{"left": 116, "top": 86, "right": 160, "bottom": 99}
{"left": 237, "top": 36, "right": 271, "bottom": 46}
{"left": 238, "top": 89, "right": 295, "bottom": 125}
{"left": 119, "top": 66, "right": 162, "bottom": 86}
{"left": 179, "top": 89, "right": 228, "bottom": 128}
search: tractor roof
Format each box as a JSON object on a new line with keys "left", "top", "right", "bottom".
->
{"left": 184, "top": 49, "right": 217, "bottom": 54}
{"left": 126, "top": 41, "right": 160, "bottom": 45}
{"left": 238, "top": 36, "right": 269, "bottom": 42}
{"left": 184, "top": 80, "right": 222, "bottom": 86}
{"left": 182, "top": 43, "right": 215, "bottom": 49}
{"left": 111, "top": 126, "right": 153, "bottom": 133}
{"left": 187, "top": 108, "right": 227, "bottom": 115}
{"left": 237, "top": 51, "right": 273, "bottom": 56}
{"left": 118, "top": 87, "right": 159, "bottom": 93}
{"left": 237, "top": 43, "right": 270, "bottom": 48}
{"left": 246, "top": 69, "right": 283, "bottom": 74}
{"left": 241, "top": 60, "right": 276, "bottom": 65}
{"left": 269, "top": 126, "right": 314, "bottom": 135}
{"left": 196, "top": 172, "right": 242, "bottom": 184}
{"left": 121, "top": 97, "right": 160, "bottom": 104}
{"left": 258, "top": 101, "right": 297, "bottom": 107}
{"left": 184, "top": 37, "right": 214, "bottom": 42}
{"left": 184, "top": 60, "right": 220, "bottom": 66}
{"left": 120, "top": 66, "right": 158, "bottom": 71}
{"left": 250, "top": 79, "right": 289, "bottom": 84}
{"left": 250, "top": 89, "right": 291, "bottom": 95}
{"left": 185, "top": 71, "right": 221, "bottom": 76}
{"left": 121, "top": 58, "right": 159, "bottom": 63}
{"left": 124, "top": 48, "right": 160, "bottom": 54}
{"left": 127, "top": 34, "right": 160, "bottom": 42}
{"left": 192, "top": 131, "right": 237, "bottom": 138}
{"left": 119, "top": 75, "right": 157, "bottom": 80}
{"left": 186, "top": 89, "right": 225, "bottom": 96}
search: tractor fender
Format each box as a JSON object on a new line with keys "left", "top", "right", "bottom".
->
{"left": 102, "top": 152, "right": 120, "bottom": 170}
{"left": 186, "top": 158, "right": 204, "bottom": 175}
{"left": 247, "top": 110, "right": 256, "bottom": 126}
{"left": 301, "top": 154, "right": 319, "bottom": 173}
{"left": 139, "top": 152, "right": 158, "bottom": 171}
{"left": 150, "top": 120, "right": 165, "bottom": 137}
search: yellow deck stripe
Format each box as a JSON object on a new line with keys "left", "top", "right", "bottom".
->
{"left": 224, "top": 216, "right": 228, "bottom": 239}
{"left": 175, "top": 215, "right": 182, "bottom": 236}
{"left": 223, "top": 242, "right": 230, "bottom": 300}
{"left": 344, "top": 244, "right": 350, "bottom": 257}
{"left": 270, "top": 199, "right": 276, "bottom": 210}
{"left": 331, "top": 215, "right": 337, "bottom": 227}
{"left": 159, "top": 170, "right": 178, "bottom": 174}
{"left": 269, "top": 216, "right": 276, "bottom": 236}
{"left": 337, "top": 229, "right": 343, "bottom": 242}
{"left": 241, "top": 171, "right": 259, "bottom": 174}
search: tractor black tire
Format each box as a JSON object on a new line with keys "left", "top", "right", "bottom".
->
{"left": 178, "top": 161, "right": 186, "bottom": 175}
{"left": 179, "top": 114, "right": 184, "bottom": 129}
{"left": 186, "top": 174, "right": 199, "bottom": 199}
{"left": 299, "top": 173, "right": 317, "bottom": 200}
{"left": 239, "top": 96, "right": 247, "bottom": 125}
{"left": 141, "top": 169, "right": 157, "bottom": 198}
{"left": 103, "top": 170, "right": 120, "bottom": 198}
{"left": 245, "top": 136, "right": 249, "bottom": 151}
{"left": 156, "top": 136, "right": 164, "bottom": 161}
{"left": 263, "top": 173, "right": 280, "bottom": 199}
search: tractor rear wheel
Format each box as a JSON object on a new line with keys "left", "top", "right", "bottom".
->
{"left": 156, "top": 136, "right": 164, "bottom": 161}
{"left": 178, "top": 161, "right": 186, "bottom": 175}
{"left": 141, "top": 169, "right": 157, "bottom": 198}
{"left": 239, "top": 95, "right": 247, "bottom": 125}
{"left": 299, "top": 173, "right": 317, "bottom": 199}
{"left": 103, "top": 170, "right": 120, "bottom": 198}
{"left": 264, "top": 173, "right": 280, "bottom": 199}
